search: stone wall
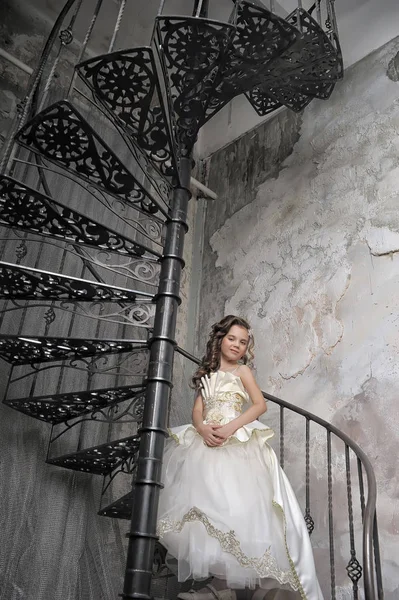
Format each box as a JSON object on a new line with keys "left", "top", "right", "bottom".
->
{"left": 199, "top": 36, "right": 399, "bottom": 599}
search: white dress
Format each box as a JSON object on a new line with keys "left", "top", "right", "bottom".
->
{"left": 157, "top": 371, "right": 324, "bottom": 600}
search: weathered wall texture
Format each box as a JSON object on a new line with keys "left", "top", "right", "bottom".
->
{"left": 199, "top": 36, "right": 399, "bottom": 599}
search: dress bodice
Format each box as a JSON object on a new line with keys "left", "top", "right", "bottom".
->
{"left": 200, "top": 370, "right": 250, "bottom": 425}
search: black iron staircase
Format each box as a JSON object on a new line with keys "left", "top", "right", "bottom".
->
{"left": 0, "top": 1, "right": 382, "bottom": 599}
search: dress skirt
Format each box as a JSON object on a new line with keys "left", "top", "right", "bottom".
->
{"left": 157, "top": 423, "right": 324, "bottom": 600}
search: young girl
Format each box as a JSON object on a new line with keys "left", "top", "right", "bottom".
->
{"left": 157, "top": 316, "right": 323, "bottom": 600}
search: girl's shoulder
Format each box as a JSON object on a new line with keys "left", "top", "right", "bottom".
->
{"left": 235, "top": 364, "right": 254, "bottom": 383}
{"left": 236, "top": 364, "right": 252, "bottom": 376}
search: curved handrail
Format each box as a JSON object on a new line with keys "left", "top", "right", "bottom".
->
{"left": 175, "top": 345, "right": 381, "bottom": 599}
{"left": 262, "top": 390, "right": 378, "bottom": 599}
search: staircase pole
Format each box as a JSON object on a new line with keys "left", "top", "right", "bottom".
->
{"left": 121, "top": 156, "right": 192, "bottom": 599}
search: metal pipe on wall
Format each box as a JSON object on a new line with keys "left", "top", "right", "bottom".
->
{"left": 0, "top": 48, "right": 33, "bottom": 75}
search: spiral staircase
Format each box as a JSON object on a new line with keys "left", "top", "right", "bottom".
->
{"left": 0, "top": 1, "right": 383, "bottom": 599}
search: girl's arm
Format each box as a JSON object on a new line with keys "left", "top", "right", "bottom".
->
{"left": 213, "top": 365, "right": 266, "bottom": 439}
{"left": 192, "top": 392, "right": 224, "bottom": 447}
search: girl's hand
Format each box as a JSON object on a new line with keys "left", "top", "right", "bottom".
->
{"left": 197, "top": 423, "right": 224, "bottom": 446}
{"left": 212, "top": 423, "right": 237, "bottom": 441}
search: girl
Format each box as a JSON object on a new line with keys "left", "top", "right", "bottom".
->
{"left": 157, "top": 316, "right": 323, "bottom": 600}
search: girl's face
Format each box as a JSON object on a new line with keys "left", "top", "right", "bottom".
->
{"left": 220, "top": 325, "right": 249, "bottom": 363}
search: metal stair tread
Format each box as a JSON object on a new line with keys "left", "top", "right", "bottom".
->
{"left": 0, "top": 175, "right": 162, "bottom": 260}
{"left": 47, "top": 434, "right": 140, "bottom": 474}
{"left": 76, "top": 47, "right": 179, "bottom": 180}
{"left": 0, "top": 334, "right": 148, "bottom": 365}
{"left": 15, "top": 100, "right": 168, "bottom": 221}
{"left": 4, "top": 383, "right": 146, "bottom": 424}
{"left": 0, "top": 260, "right": 155, "bottom": 302}
{"left": 98, "top": 490, "right": 134, "bottom": 519}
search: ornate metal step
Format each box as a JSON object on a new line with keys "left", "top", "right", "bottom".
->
{"left": 15, "top": 101, "right": 168, "bottom": 220}
{"left": 76, "top": 48, "right": 179, "bottom": 180}
{"left": 0, "top": 335, "right": 147, "bottom": 365}
{"left": 203, "top": 0, "right": 299, "bottom": 122}
{"left": 0, "top": 261, "right": 155, "bottom": 303}
{"left": 47, "top": 435, "right": 140, "bottom": 475}
{"left": 4, "top": 383, "right": 145, "bottom": 424}
{"left": 0, "top": 175, "right": 161, "bottom": 260}
{"left": 283, "top": 8, "right": 343, "bottom": 85}
{"left": 98, "top": 490, "right": 134, "bottom": 519}
{"left": 76, "top": 5, "right": 299, "bottom": 163}
{"left": 154, "top": 16, "right": 235, "bottom": 154}
{"left": 246, "top": 8, "right": 343, "bottom": 115}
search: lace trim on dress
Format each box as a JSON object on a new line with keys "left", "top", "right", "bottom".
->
{"left": 157, "top": 506, "right": 301, "bottom": 592}
{"left": 272, "top": 500, "right": 307, "bottom": 600}
{"left": 203, "top": 392, "right": 245, "bottom": 423}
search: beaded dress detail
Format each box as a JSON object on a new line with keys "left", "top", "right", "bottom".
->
{"left": 157, "top": 371, "right": 324, "bottom": 600}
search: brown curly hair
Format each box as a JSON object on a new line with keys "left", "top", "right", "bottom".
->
{"left": 192, "top": 315, "right": 255, "bottom": 389}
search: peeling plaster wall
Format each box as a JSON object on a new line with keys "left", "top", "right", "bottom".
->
{"left": 199, "top": 37, "right": 399, "bottom": 598}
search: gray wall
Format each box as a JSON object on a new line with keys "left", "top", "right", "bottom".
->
{"left": 199, "top": 36, "right": 399, "bottom": 599}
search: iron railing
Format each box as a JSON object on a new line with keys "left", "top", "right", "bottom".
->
{"left": 175, "top": 347, "right": 383, "bottom": 600}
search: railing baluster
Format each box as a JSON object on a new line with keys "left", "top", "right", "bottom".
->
{"left": 327, "top": 431, "right": 336, "bottom": 600}
{"left": 158, "top": 0, "right": 166, "bottom": 15}
{"left": 316, "top": 0, "right": 322, "bottom": 25}
{"left": 296, "top": 0, "right": 303, "bottom": 32}
{"left": 67, "top": 0, "right": 103, "bottom": 97}
{"left": 345, "top": 444, "right": 362, "bottom": 598}
{"left": 373, "top": 514, "right": 384, "bottom": 600}
{"left": 357, "top": 457, "right": 366, "bottom": 520}
{"left": 304, "top": 417, "right": 314, "bottom": 535}
{"left": 194, "top": 0, "right": 204, "bottom": 17}
{"left": 108, "top": 0, "right": 127, "bottom": 53}
{"left": 279, "top": 405, "right": 284, "bottom": 469}
{"left": 270, "top": 0, "right": 275, "bottom": 13}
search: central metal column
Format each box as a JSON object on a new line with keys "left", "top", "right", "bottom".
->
{"left": 122, "top": 157, "right": 192, "bottom": 599}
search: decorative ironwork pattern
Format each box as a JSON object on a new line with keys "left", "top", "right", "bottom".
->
{"left": 284, "top": 9, "right": 343, "bottom": 83}
{"left": 155, "top": 16, "right": 234, "bottom": 154}
{"left": 77, "top": 48, "right": 178, "bottom": 179}
{"left": 0, "top": 175, "right": 161, "bottom": 259}
{"left": 47, "top": 435, "right": 140, "bottom": 475}
{"left": 345, "top": 444, "right": 362, "bottom": 597}
{"left": 245, "top": 87, "right": 282, "bottom": 116}
{"left": 205, "top": 2, "right": 298, "bottom": 122}
{"left": 346, "top": 556, "right": 363, "bottom": 586}
{"left": 15, "top": 101, "right": 166, "bottom": 219}
{"left": 4, "top": 384, "right": 145, "bottom": 424}
{"left": 0, "top": 335, "right": 147, "bottom": 365}
{"left": 0, "top": 261, "right": 154, "bottom": 303}
{"left": 76, "top": 247, "right": 161, "bottom": 287}
{"left": 304, "top": 418, "right": 315, "bottom": 536}
{"left": 304, "top": 510, "right": 315, "bottom": 536}
{"left": 248, "top": 8, "right": 343, "bottom": 114}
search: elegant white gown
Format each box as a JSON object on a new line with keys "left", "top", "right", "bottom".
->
{"left": 157, "top": 371, "right": 324, "bottom": 600}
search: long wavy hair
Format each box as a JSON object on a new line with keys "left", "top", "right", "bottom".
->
{"left": 192, "top": 315, "right": 255, "bottom": 389}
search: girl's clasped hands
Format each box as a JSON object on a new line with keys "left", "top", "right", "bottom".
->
{"left": 197, "top": 422, "right": 237, "bottom": 446}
